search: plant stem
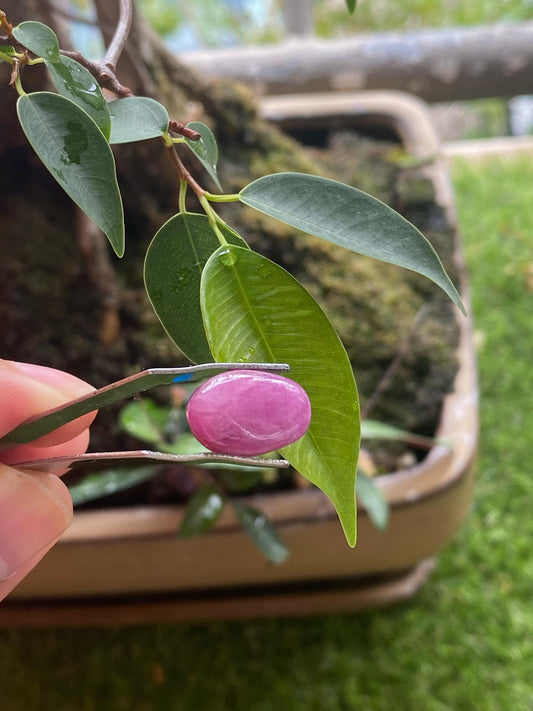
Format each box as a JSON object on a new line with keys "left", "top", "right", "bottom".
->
{"left": 205, "top": 192, "right": 240, "bottom": 203}
{"left": 13, "top": 72, "right": 26, "bottom": 96}
{"left": 199, "top": 196, "right": 229, "bottom": 247}
{"left": 179, "top": 179, "right": 188, "bottom": 214}
{"left": 167, "top": 146, "right": 206, "bottom": 200}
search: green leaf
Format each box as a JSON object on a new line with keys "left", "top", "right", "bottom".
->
{"left": 13, "top": 21, "right": 60, "bottom": 62}
{"left": 16, "top": 92, "right": 124, "bottom": 256}
{"left": 218, "top": 468, "right": 263, "bottom": 493}
{"left": 356, "top": 472, "right": 389, "bottom": 530}
{"left": 108, "top": 97, "right": 169, "bottom": 144}
{"left": 144, "top": 213, "right": 248, "bottom": 364}
{"left": 118, "top": 398, "right": 170, "bottom": 445}
{"left": 69, "top": 466, "right": 160, "bottom": 506}
{"left": 165, "top": 432, "right": 272, "bottom": 477}
{"left": 240, "top": 173, "right": 465, "bottom": 314}
{"left": 345, "top": 0, "right": 357, "bottom": 14}
{"left": 184, "top": 121, "right": 222, "bottom": 191}
{"left": 46, "top": 55, "right": 111, "bottom": 139}
{"left": 201, "top": 245, "right": 359, "bottom": 546}
{"left": 162, "top": 431, "right": 210, "bottom": 456}
{"left": 178, "top": 485, "right": 225, "bottom": 538}
{"left": 0, "top": 46, "right": 14, "bottom": 62}
{"left": 232, "top": 501, "right": 289, "bottom": 564}
{"left": 361, "top": 419, "right": 437, "bottom": 448}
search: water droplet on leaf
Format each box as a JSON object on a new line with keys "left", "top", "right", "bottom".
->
{"left": 219, "top": 248, "right": 237, "bottom": 266}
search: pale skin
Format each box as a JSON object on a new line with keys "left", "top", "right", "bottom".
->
{"left": 0, "top": 359, "right": 96, "bottom": 601}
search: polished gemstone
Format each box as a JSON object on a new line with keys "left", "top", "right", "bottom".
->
{"left": 186, "top": 370, "right": 311, "bottom": 456}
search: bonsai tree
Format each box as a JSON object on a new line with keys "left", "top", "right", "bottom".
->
{"left": 0, "top": 0, "right": 463, "bottom": 548}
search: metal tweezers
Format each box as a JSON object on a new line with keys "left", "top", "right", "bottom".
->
{"left": 0, "top": 362, "right": 291, "bottom": 474}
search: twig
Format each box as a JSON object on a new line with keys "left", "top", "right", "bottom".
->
{"left": 167, "top": 147, "right": 206, "bottom": 199}
{"left": 59, "top": 49, "right": 133, "bottom": 97}
{"left": 103, "top": 0, "right": 132, "bottom": 72}
{"left": 169, "top": 119, "right": 201, "bottom": 141}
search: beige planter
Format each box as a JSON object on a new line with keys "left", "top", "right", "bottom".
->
{"left": 1, "top": 92, "right": 478, "bottom": 626}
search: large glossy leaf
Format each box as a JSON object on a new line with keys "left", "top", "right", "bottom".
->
{"left": 184, "top": 121, "right": 222, "bottom": 191}
{"left": 144, "top": 213, "right": 248, "bottom": 363}
{"left": 108, "top": 97, "right": 169, "bottom": 144}
{"left": 201, "top": 245, "right": 359, "bottom": 546}
{"left": 16, "top": 92, "right": 124, "bottom": 256}
{"left": 46, "top": 55, "right": 111, "bottom": 139}
{"left": 232, "top": 501, "right": 289, "bottom": 564}
{"left": 69, "top": 466, "right": 160, "bottom": 506}
{"left": 13, "top": 21, "right": 60, "bottom": 62}
{"left": 240, "top": 173, "right": 465, "bottom": 314}
{"left": 178, "top": 485, "right": 225, "bottom": 538}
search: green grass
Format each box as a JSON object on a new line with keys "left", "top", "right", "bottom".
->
{"left": 315, "top": 0, "right": 533, "bottom": 37}
{"left": 1, "top": 156, "right": 533, "bottom": 710}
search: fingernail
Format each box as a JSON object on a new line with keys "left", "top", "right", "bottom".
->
{"left": 0, "top": 466, "right": 72, "bottom": 581}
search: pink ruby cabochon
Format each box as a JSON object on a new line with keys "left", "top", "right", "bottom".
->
{"left": 186, "top": 369, "right": 312, "bottom": 457}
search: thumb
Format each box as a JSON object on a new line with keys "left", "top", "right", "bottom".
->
{"left": 0, "top": 359, "right": 95, "bottom": 601}
{"left": 0, "top": 464, "right": 72, "bottom": 601}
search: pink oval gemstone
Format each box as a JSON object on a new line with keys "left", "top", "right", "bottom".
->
{"left": 186, "top": 370, "right": 312, "bottom": 456}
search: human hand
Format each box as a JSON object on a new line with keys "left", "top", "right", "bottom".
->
{"left": 0, "top": 360, "right": 96, "bottom": 601}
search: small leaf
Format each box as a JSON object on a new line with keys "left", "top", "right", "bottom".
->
{"left": 201, "top": 245, "right": 359, "bottom": 546}
{"left": 345, "top": 0, "right": 357, "bottom": 14}
{"left": 108, "top": 97, "right": 170, "bottom": 144}
{"left": 118, "top": 398, "right": 170, "bottom": 445}
{"left": 69, "top": 466, "right": 160, "bottom": 506}
{"left": 0, "top": 46, "right": 14, "bottom": 62}
{"left": 184, "top": 121, "right": 222, "bottom": 191}
{"left": 13, "top": 20, "right": 60, "bottom": 62}
{"left": 162, "top": 431, "right": 210, "bottom": 456}
{"left": 16, "top": 92, "right": 124, "bottom": 256}
{"left": 178, "top": 485, "right": 225, "bottom": 538}
{"left": 233, "top": 501, "right": 289, "bottom": 564}
{"left": 240, "top": 173, "right": 465, "bottom": 314}
{"left": 46, "top": 55, "right": 111, "bottom": 139}
{"left": 361, "top": 419, "right": 437, "bottom": 448}
{"left": 166, "top": 432, "right": 271, "bottom": 475}
{"left": 144, "top": 213, "right": 248, "bottom": 364}
{"left": 217, "top": 468, "right": 263, "bottom": 493}
{"left": 356, "top": 472, "right": 389, "bottom": 530}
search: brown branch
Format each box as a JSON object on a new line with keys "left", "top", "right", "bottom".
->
{"left": 167, "top": 146, "right": 206, "bottom": 199}
{"left": 103, "top": 0, "right": 132, "bottom": 72}
{"left": 59, "top": 49, "right": 133, "bottom": 97}
{"left": 168, "top": 120, "right": 201, "bottom": 141}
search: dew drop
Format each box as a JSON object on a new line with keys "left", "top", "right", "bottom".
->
{"left": 219, "top": 248, "right": 237, "bottom": 266}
